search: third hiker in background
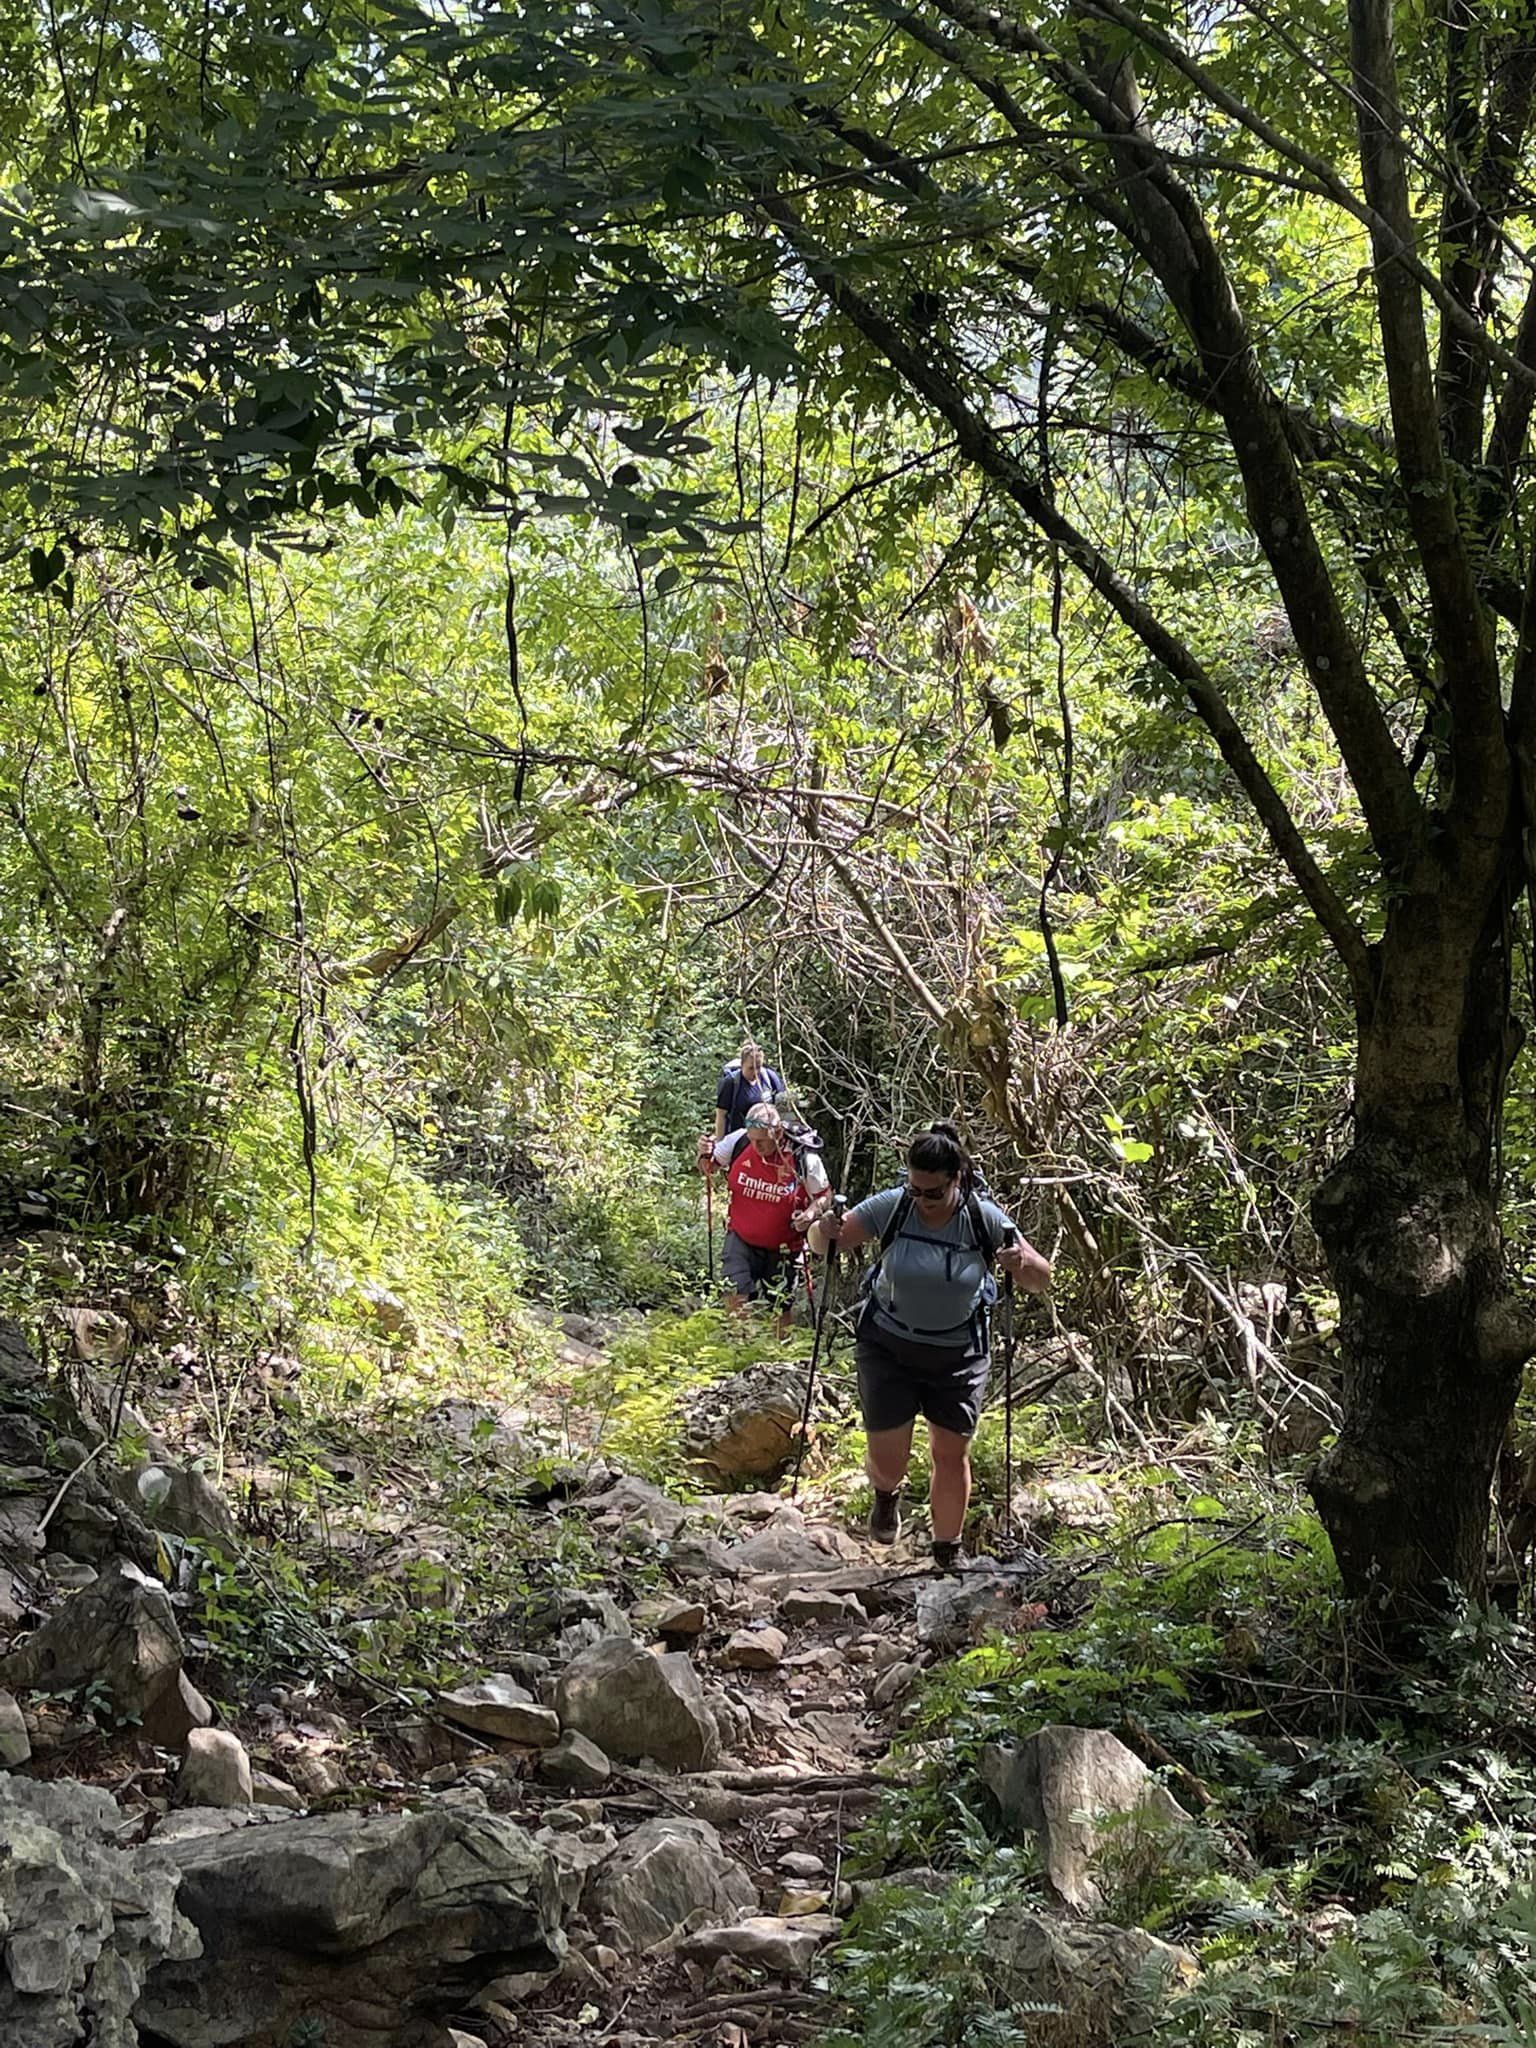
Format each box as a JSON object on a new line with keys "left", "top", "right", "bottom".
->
{"left": 715, "top": 1039, "right": 784, "bottom": 1139}
{"left": 818, "top": 1120, "right": 1051, "bottom": 1571}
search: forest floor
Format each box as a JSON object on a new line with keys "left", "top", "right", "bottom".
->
{"left": 11, "top": 1272, "right": 1536, "bottom": 2048}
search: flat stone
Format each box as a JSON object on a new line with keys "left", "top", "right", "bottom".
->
{"left": 251, "top": 1769, "right": 304, "bottom": 1812}
{"left": 726, "top": 1527, "right": 846, "bottom": 1575}
{"left": 438, "top": 1676, "right": 560, "bottom": 1747}
{"left": 779, "top": 1588, "right": 866, "bottom": 1626}
{"left": 679, "top": 1913, "right": 841, "bottom": 1975}
{"left": 723, "top": 1626, "right": 787, "bottom": 1671}
{"left": 633, "top": 1596, "right": 707, "bottom": 1637}
{"left": 542, "top": 1799, "right": 607, "bottom": 1830}
{"left": 779, "top": 1850, "right": 826, "bottom": 1877}
{"left": 538, "top": 1729, "right": 612, "bottom": 1790}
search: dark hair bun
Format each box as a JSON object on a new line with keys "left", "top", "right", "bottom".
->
{"left": 908, "top": 1120, "right": 975, "bottom": 1195}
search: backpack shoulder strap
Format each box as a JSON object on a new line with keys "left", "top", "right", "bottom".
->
{"left": 965, "top": 1193, "right": 999, "bottom": 1263}
{"left": 879, "top": 1190, "right": 915, "bottom": 1255}
{"left": 724, "top": 1131, "right": 751, "bottom": 1167}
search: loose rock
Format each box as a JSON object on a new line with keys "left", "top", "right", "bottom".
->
{"left": 587, "top": 1475, "right": 690, "bottom": 1543}
{"left": 723, "top": 1626, "right": 787, "bottom": 1671}
{"left": 633, "top": 1596, "right": 707, "bottom": 1638}
{"left": 539, "top": 1729, "right": 612, "bottom": 1790}
{"left": 0, "top": 1688, "right": 29, "bottom": 1767}
{"left": 679, "top": 1913, "right": 840, "bottom": 1976}
{"left": 683, "top": 1364, "right": 809, "bottom": 1478}
{"left": 779, "top": 1588, "right": 866, "bottom": 1626}
{"left": 556, "top": 1636, "right": 718, "bottom": 1771}
{"left": 251, "top": 1769, "right": 304, "bottom": 1813}
{"left": 438, "top": 1676, "right": 561, "bottom": 1747}
{"left": 980, "top": 1724, "right": 1191, "bottom": 1911}
{"left": 981, "top": 1907, "right": 1197, "bottom": 2023}
{"left": 586, "top": 1816, "right": 756, "bottom": 1954}
{"left": 726, "top": 1526, "right": 844, "bottom": 1575}
{"left": 177, "top": 1728, "right": 253, "bottom": 1809}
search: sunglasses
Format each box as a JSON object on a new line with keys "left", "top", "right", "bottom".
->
{"left": 906, "top": 1176, "right": 954, "bottom": 1201}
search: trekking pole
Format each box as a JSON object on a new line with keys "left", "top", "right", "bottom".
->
{"left": 790, "top": 1195, "right": 846, "bottom": 1499}
{"left": 799, "top": 1246, "right": 816, "bottom": 1316}
{"left": 1001, "top": 1225, "right": 1018, "bottom": 1545}
{"left": 704, "top": 1156, "right": 716, "bottom": 1288}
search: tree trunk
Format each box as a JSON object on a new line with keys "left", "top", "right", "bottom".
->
{"left": 1310, "top": 879, "right": 1530, "bottom": 1606}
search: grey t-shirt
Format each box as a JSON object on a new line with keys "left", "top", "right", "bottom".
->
{"left": 852, "top": 1187, "right": 1012, "bottom": 1348}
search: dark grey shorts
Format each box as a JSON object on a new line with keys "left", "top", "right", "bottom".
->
{"left": 855, "top": 1313, "right": 990, "bottom": 1437}
{"left": 722, "top": 1231, "right": 794, "bottom": 1302}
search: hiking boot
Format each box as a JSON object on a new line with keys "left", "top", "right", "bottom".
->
{"left": 931, "top": 1539, "right": 966, "bottom": 1573}
{"left": 867, "top": 1489, "right": 901, "bottom": 1544}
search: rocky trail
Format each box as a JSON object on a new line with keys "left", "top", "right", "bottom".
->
{"left": 0, "top": 1304, "right": 1195, "bottom": 2048}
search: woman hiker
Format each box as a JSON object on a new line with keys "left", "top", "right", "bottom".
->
{"left": 698, "top": 1102, "right": 831, "bottom": 1337}
{"left": 818, "top": 1121, "right": 1051, "bottom": 1569}
{"left": 714, "top": 1039, "right": 785, "bottom": 1139}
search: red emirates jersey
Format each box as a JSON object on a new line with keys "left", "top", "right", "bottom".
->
{"left": 725, "top": 1140, "right": 806, "bottom": 1249}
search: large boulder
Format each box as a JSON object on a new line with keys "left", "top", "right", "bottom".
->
{"left": 980, "top": 1725, "right": 1190, "bottom": 1911}
{"left": 0, "top": 1774, "right": 200, "bottom": 2048}
{"left": 556, "top": 1636, "right": 718, "bottom": 1771}
{"left": 114, "top": 1457, "right": 238, "bottom": 1547}
{"left": 136, "top": 1805, "right": 565, "bottom": 2048}
{"left": 0, "top": 1556, "right": 211, "bottom": 1745}
{"left": 683, "top": 1365, "right": 809, "bottom": 1478}
{"left": 586, "top": 1817, "right": 755, "bottom": 1953}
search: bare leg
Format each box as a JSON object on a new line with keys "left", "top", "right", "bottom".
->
{"left": 866, "top": 1422, "right": 916, "bottom": 1494}
{"left": 928, "top": 1424, "right": 973, "bottom": 1544}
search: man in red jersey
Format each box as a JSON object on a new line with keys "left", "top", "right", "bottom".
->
{"left": 697, "top": 1104, "right": 830, "bottom": 1334}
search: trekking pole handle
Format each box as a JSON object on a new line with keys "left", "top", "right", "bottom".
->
{"left": 1002, "top": 1223, "right": 1018, "bottom": 1250}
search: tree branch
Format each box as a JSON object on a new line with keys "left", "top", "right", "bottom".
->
{"left": 1349, "top": 0, "right": 1504, "bottom": 829}
{"left": 756, "top": 186, "right": 1376, "bottom": 1006}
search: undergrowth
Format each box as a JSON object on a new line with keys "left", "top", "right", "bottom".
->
{"left": 824, "top": 1450, "right": 1536, "bottom": 2048}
